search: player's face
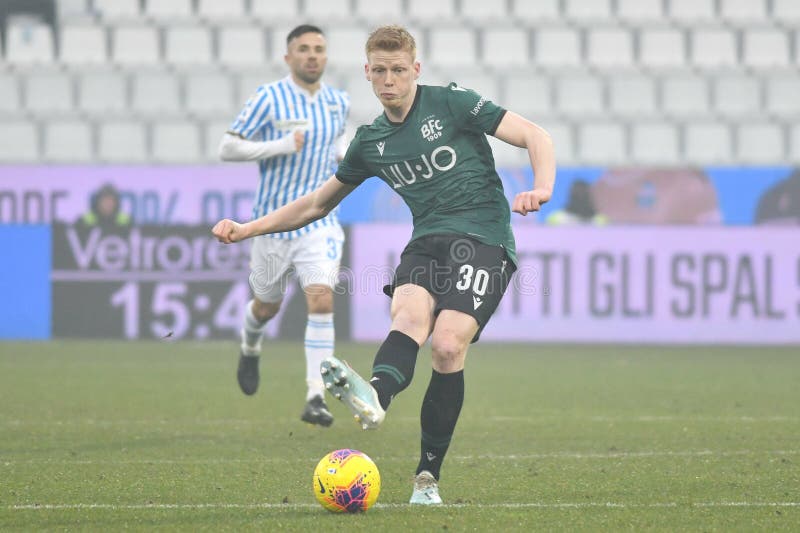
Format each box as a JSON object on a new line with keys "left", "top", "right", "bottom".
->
{"left": 365, "top": 50, "right": 420, "bottom": 113}
{"left": 285, "top": 32, "right": 327, "bottom": 87}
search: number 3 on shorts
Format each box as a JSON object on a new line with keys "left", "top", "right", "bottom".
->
{"left": 326, "top": 237, "right": 343, "bottom": 260}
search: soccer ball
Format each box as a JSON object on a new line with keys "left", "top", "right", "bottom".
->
{"left": 313, "top": 449, "right": 381, "bottom": 513}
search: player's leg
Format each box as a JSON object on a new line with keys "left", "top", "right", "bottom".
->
{"left": 239, "top": 236, "right": 291, "bottom": 395}
{"left": 294, "top": 225, "right": 343, "bottom": 426}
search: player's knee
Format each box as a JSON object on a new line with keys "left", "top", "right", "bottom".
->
{"left": 252, "top": 299, "right": 280, "bottom": 322}
{"left": 430, "top": 333, "right": 468, "bottom": 371}
{"left": 390, "top": 309, "right": 431, "bottom": 345}
{"left": 305, "top": 285, "right": 334, "bottom": 314}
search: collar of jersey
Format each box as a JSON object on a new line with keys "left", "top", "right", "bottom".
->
{"left": 383, "top": 85, "right": 422, "bottom": 127}
{"left": 284, "top": 75, "right": 325, "bottom": 102}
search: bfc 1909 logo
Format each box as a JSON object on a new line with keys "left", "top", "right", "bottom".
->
{"left": 420, "top": 118, "right": 443, "bottom": 142}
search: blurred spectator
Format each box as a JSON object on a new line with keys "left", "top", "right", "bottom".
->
{"left": 755, "top": 169, "right": 800, "bottom": 225}
{"left": 76, "top": 183, "right": 132, "bottom": 229}
{"left": 592, "top": 168, "right": 721, "bottom": 225}
{"left": 546, "top": 179, "right": 608, "bottom": 226}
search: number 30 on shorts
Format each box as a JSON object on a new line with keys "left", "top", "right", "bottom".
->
{"left": 456, "top": 264, "right": 489, "bottom": 295}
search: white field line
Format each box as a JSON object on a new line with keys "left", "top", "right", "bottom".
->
{"left": 2, "top": 449, "right": 799, "bottom": 466}
{"left": 1, "top": 415, "right": 797, "bottom": 426}
{"left": 6, "top": 502, "right": 800, "bottom": 511}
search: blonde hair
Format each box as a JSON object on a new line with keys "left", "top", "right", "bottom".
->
{"left": 365, "top": 25, "right": 417, "bottom": 59}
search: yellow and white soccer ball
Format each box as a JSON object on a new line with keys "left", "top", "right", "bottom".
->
{"left": 313, "top": 449, "right": 381, "bottom": 513}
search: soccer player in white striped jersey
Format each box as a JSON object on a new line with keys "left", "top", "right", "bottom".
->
{"left": 218, "top": 24, "right": 350, "bottom": 427}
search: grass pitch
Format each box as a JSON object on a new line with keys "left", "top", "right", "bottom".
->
{"left": 1, "top": 341, "right": 798, "bottom": 531}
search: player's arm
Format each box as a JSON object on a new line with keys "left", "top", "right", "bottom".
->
{"left": 493, "top": 111, "right": 556, "bottom": 216}
{"left": 212, "top": 175, "right": 355, "bottom": 244}
{"left": 218, "top": 129, "right": 305, "bottom": 162}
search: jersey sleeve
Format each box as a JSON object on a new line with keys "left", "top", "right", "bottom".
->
{"left": 444, "top": 82, "right": 506, "bottom": 135}
{"left": 335, "top": 129, "right": 371, "bottom": 186}
{"left": 228, "top": 86, "right": 272, "bottom": 139}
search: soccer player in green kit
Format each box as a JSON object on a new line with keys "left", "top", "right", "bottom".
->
{"left": 213, "top": 25, "right": 556, "bottom": 505}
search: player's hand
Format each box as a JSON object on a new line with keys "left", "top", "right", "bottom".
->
{"left": 292, "top": 129, "right": 306, "bottom": 152}
{"left": 212, "top": 218, "right": 245, "bottom": 244}
{"left": 512, "top": 188, "right": 552, "bottom": 216}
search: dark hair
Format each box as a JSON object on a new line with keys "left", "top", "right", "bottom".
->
{"left": 286, "top": 24, "right": 324, "bottom": 45}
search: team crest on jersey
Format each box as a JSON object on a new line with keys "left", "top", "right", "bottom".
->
{"left": 376, "top": 141, "right": 386, "bottom": 156}
{"left": 420, "top": 117, "right": 443, "bottom": 142}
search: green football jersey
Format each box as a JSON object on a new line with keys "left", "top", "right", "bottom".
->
{"left": 336, "top": 83, "right": 517, "bottom": 264}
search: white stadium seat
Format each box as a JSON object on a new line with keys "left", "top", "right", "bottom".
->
{"left": 303, "top": 0, "right": 353, "bottom": 23}
{"left": 406, "top": 0, "right": 456, "bottom": 22}
{"left": 563, "top": 0, "right": 612, "bottom": 22}
{"left": 773, "top": 0, "right": 800, "bottom": 25}
{"left": 534, "top": 27, "right": 581, "bottom": 68}
{"left": 24, "top": 72, "right": 74, "bottom": 115}
{"left": 131, "top": 71, "right": 181, "bottom": 115}
{"left": 535, "top": 120, "right": 575, "bottom": 165}
{"left": 765, "top": 76, "right": 800, "bottom": 116}
{"left": 165, "top": 26, "right": 212, "bottom": 66}
{"left": 98, "top": 121, "right": 148, "bottom": 162}
{"left": 145, "top": 0, "right": 194, "bottom": 20}
{"left": 57, "top": 0, "right": 90, "bottom": 20}
{"left": 638, "top": 28, "right": 686, "bottom": 69}
{"left": 555, "top": 75, "right": 604, "bottom": 116}
{"left": 579, "top": 122, "right": 627, "bottom": 165}
{"left": 586, "top": 27, "right": 634, "bottom": 69}
{"left": 616, "top": 0, "right": 664, "bottom": 23}
{"left": 736, "top": 123, "right": 784, "bottom": 163}
{"left": 325, "top": 26, "right": 371, "bottom": 69}
{"left": 44, "top": 120, "right": 93, "bottom": 162}
{"left": 250, "top": 0, "right": 300, "bottom": 22}
{"left": 719, "top": 0, "right": 768, "bottom": 25}
{"left": 94, "top": 0, "right": 141, "bottom": 20}
{"left": 460, "top": 0, "right": 510, "bottom": 21}
{"left": 218, "top": 26, "right": 267, "bottom": 68}
{"left": 197, "top": 0, "right": 246, "bottom": 20}
{"left": 184, "top": 72, "right": 235, "bottom": 117}
{"left": 203, "top": 119, "right": 232, "bottom": 161}
{"left": 684, "top": 122, "right": 732, "bottom": 164}
{"left": 661, "top": 76, "right": 710, "bottom": 118}
{"left": 0, "top": 77, "right": 22, "bottom": 114}
{"left": 713, "top": 76, "right": 761, "bottom": 118}
{"left": 0, "top": 121, "right": 39, "bottom": 162}
{"left": 691, "top": 28, "right": 738, "bottom": 69}
{"left": 510, "top": 0, "right": 560, "bottom": 24}
{"left": 487, "top": 136, "right": 528, "bottom": 167}
{"left": 60, "top": 24, "right": 107, "bottom": 65}
{"left": 112, "top": 25, "right": 160, "bottom": 65}
{"left": 152, "top": 121, "right": 201, "bottom": 162}
{"left": 353, "top": 0, "right": 403, "bottom": 23}
{"left": 78, "top": 70, "right": 128, "bottom": 115}
{"left": 790, "top": 124, "right": 800, "bottom": 163}
{"left": 482, "top": 28, "right": 529, "bottom": 68}
{"left": 742, "top": 28, "right": 790, "bottom": 69}
{"left": 669, "top": 0, "right": 716, "bottom": 24}
{"left": 631, "top": 122, "right": 680, "bottom": 164}
{"left": 608, "top": 76, "right": 657, "bottom": 117}
{"left": 5, "top": 18, "right": 55, "bottom": 65}
{"left": 429, "top": 28, "right": 477, "bottom": 67}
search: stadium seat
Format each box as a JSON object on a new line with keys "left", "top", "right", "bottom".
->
{"left": 563, "top": 0, "right": 612, "bottom": 22}
{"left": 482, "top": 28, "right": 529, "bottom": 68}
{"left": 94, "top": 0, "right": 141, "bottom": 20}
{"left": 250, "top": 0, "right": 300, "bottom": 22}
{"left": 669, "top": 0, "right": 716, "bottom": 24}
{"left": 460, "top": 0, "right": 510, "bottom": 22}
{"left": 24, "top": 71, "right": 74, "bottom": 115}
{"left": 684, "top": 122, "right": 732, "bottom": 163}
{"left": 44, "top": 120, "right": 93, "bottom": 162}
{"left": 638, "top": 27, "right": 687, "bottom": 69}
{"left": 406, "top": 0, "right": 455, "bottom": 23}
{"left": 510, "top": 0, "right": 560, "bottom": 24}
{"left": 534, "top": 27, "right": 581, "bottom": 68}
{"left": 60, "top": 24, "right": 107, "bottom": 65}
{"left": 579, "top": 122, "right": 627, "bottom": 165}
{"left": 616, "top": 0, "right": 664, "bottom": 23}
{"left": 428, "top": 28, "right": 477, "bottom": 67}
{"left": 203, "top": 118, "right": 231, "bottom": 161}
{"left": 555, "top": 75, "right": 604, "bottom": 117}
{"left": 503, "top": 74, "right": 552, "bottom": 118}
{"left": 534, "top": 120, "right": 575, "bottom": 164}
{"left": 790, "top": 124, "right": 800, "bottom": 163}
{"left": 152, "top": 121, "right": 201, "bottom": 162}
{"left": 98, "top": 120, "right": 148, "bottom": 162}
{"left": 5, "top": 17, "right": 55, "bottom": 65}
{"left": 487, "top": 135, "right": 528, "bottom": 167}
{"left": 218, "top": 26, "right": 266, "bottom": 68}
{"left": 184, "top": 71, "right": 235, "bottom": 117}
{"left": 607, "top": 75, "right": 657, "bottom": 117}
{"left": 661, "top": 76, "right": 710, "bottom": 118}
{"left": 719, "top": 0, "right": 769, "bottom": 25}
{"left": 742, "top": 28, "right": 790, "bottom": 69}
{"left": 112, "top": 25, "right": 160, "bottom": 66}
{"left": 765, "top": 76, "right": 800, "bottom": 116}
{"left": 713, "top": 76, "right": 761, "bottom": 118}
{"left": 342, "top": 76, "right": 383, "bottom": 121}
{"left": 0, "top": 121, "right": 39, "bottom": 162}
{"left": 773, "top": 0, "right": 800, "bottom": 24}
{"left": 691, "top": 28, "right": 738, "bottom": 69}
{"left": 197, "top": 0, "right": 246, "bottom": 21}
{"left": 325, "top": 26, "right": 371, "bottom": 69}
{"left": 302, "top": 0, "right": 353, "bottom": 23}
{"left": 145, "top": 0, "right": 194, "bottom": 20}
{"left": 736, "top": 123, "right": 784, "bottom": 163}
{"left": 630, "top": 122, "right": 679, "bottom": 163}
{"left": 586, "top": 27, "right": 634, "bottom": 69}
{"left": 57, "top": 0, "right": 90, "bottom": 20}
{"left": 165, "top": 26, "right": 213, "bottom": 66}
{"left": 131, "top": 71, "right": 181, "bottom": 115}
{"left": 353, "top": 0, "right": 403, "bottom": 23}
{"left": 0, "top": 76, "right": 22, "bottom": 114}
{"left": 77, "top": 70, "right": 128, "bottom": 115}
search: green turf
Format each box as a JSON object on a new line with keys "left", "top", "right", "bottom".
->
{"left": 0, "top": 341, "right": 798, "bottom": 531}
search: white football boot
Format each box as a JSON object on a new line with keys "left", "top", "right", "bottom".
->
{"left": 320, "top": 356, "right": 385, "bottom": 430}
{"left": 409, "top": 470, "right": 443, "bottom": 505}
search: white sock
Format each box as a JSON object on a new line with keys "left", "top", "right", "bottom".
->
{"left": 241, "top": 300, "right": 268, "bottom": 356}
{"left": 305, "top": 312, "right": 334, "bottom": 400}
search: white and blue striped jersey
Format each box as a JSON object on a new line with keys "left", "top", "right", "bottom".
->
{"left": 229, "top": 76, "right": 350, "bottom": 239}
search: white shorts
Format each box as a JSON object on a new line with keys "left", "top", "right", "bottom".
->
{"left": 248, "top": 224, "right": 345, "bottom": 303}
